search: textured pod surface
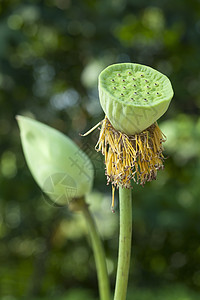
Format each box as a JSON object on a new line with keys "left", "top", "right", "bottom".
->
{"left": 17, "top": 116, "right": 94, "bottom": 205}
{"left": 99, "top": 63, "right": 174, "bottom": 135}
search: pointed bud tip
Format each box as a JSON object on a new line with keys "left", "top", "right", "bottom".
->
{"left": 15, "top": 115, "right": 27, "bottom": 131}
{"left": 15, "top": 115, "right": 27, "bottom": 125}
{"left": 15, "top": 115, "right": 21, "bottom": 122}
{"left": 15, "top": 115, "right": 23, "bottom": 130}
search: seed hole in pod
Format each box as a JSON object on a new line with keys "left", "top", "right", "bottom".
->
{"left": 133, "top": 84, "right": 136, "bottom": 87}
{"left": 121, "top": 93, "right": 124, "bottom": 96}
{"left": 141, "top": 74, "right": 144, "bottom": 77}
{"left": 123, "top": 86, "right": 126, "bottom": 89}
{"left": 155, "top": 83, "right": 158, "bottom": 86}
{"left": 118, "top": 73, "right": 121, "bottom": 76}
{"left": 134, "top": 92, "right": 137, "bottom": 95}
{"left": 128, "top": 72, "right": 132, "bottom": 75}
{"left": 145, "top": 80, "right": 148, "bottom": 83}
{"left": 122, "top": 79, "right": 125, "bottom": 82}
{"left": 147, "top": 92, "right": 149, "bottom": 94}
{"left": 157, "top": 92, "right": 159, "bottom": 95}
{"left": 147, "top": 86, "right": 150, "bottom": 88}
{"left": 131, "top": 98, "right": 134, "bottom": 100}
{"left": 113, "top": 87, "right": 116, "bottom": 89}
{"left": 111, "top": 79, "right": 115, "bottom": 82}
{"left": 144, "top": 98, "right": 147, "bottom": 101}
{"left": 132, "top": 78, "right": 135, "bottom": 80}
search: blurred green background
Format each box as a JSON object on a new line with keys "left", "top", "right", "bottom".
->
{"left": 0, "top": 0, "right": 200, "bottom": 299}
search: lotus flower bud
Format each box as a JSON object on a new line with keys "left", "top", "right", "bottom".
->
{"left": 98, "top": 63, "right": 174, "bottom": 135}
{"left": 17, "top": 116, "right": 94, "bottom": 206}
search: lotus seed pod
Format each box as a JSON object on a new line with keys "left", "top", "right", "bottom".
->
{"left": 17, "top": 116, "right": 94, "bottom": 206}
{"left": 98, "top": 63, "right": 174, "bottom": 135}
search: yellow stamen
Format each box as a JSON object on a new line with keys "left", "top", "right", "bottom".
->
{"left": 81, "top": 116, "right": 166, "bottom": 203}
{"left": 111, "top": 185, "right": 115, "bottom": 213}
{"left": 94, "top": 116, "right": 165, "bottom": 188}
{"left": 80, "top": 121, "right": 102, "bottom": 136}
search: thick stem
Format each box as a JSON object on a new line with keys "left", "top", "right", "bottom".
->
{"left": 82, "top": 203, "right": 111, "bottom": 300}
{"left": 114, "top": 187, "right": 132, "bottom": 300}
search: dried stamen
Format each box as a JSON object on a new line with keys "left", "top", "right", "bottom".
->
{"left": 82, "top": 116, "right": 166, "bottom": 209}
{"left": 95, "top": 117, "right": 166, "bottom": 190}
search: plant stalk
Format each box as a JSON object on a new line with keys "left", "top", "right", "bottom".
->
{"left": 114, "top": 187, "right": 132, "bottom": 300}
{"left": 82, "top": 202, "right": 111, "bottom": 300}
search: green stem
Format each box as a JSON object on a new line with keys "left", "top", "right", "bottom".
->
{"left": 82, "top": 203, "right": 111, "bottom": 300}
{"left": 114, "top": 187, "right": 132, "bottom": 300}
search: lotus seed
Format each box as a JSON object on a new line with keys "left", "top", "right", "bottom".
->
{"left": 121, "top": 93, "right": 124, "bottom": 96}
{"left": 134, "top": 92, "right": 137, "bottom": 95}
{"left": 147, "top": 86, "right": 150, "bottom": 88}
{"left": 141, "top": 74, "right": 144, "bottom": 77}
{"left": 123, "top": 86, "right": 126, "bottom": 89}
{"left": 147, "top": 92, "right": 149, "bottom": 94}
{"left": 128, "top": 72, "right": 132, "bottom": 74}
{"left": 144, "top": 99, "right": 147, "bottom": 101}
{"left": 133, "top": 84, "right": 136, "bottom": 87}
{"left": 112, "top": 79, "right": 115, "bottom": 82}
{"left": 123, "top": 79, "right": 125, "bottom": 82}
{"left": 131, "top": 98, "right": 134, "bottom": 100}
{"left": 132, "top": 78, "right": 135, "bottom": 80}
{"left": 114, "top": 87, "right": 116, "bottom": 89}
{"left": 118, "top": 73, "right": 121, "bottom": 76}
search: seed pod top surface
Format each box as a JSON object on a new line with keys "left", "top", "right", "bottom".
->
{"left": 98, "top": 63, "right": 174, "bottom": 135}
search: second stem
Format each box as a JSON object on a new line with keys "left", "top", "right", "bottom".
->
{"left": 82, "top": 203, "right": 111, "bottom": 300}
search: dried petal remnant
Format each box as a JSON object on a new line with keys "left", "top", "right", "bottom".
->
{"left": 95, "top": 116, "right": 166, "bottom": 189}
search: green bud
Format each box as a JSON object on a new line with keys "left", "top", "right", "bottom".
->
{"left": 17, "top": 116, "right": 94, "bottom": 206}
{"left": 98, "top": 63, "right": 174, "bottom": 135}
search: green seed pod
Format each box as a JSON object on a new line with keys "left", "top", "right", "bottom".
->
{"left": 17, "top": 116, "right": 94, "bottom": 206}
{"left": 98, "top": 63, "right": 174, "bottom": 135}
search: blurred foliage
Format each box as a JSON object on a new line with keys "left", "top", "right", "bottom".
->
{"left": 0, "top": 0, "right": 200, "bottom": 299}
